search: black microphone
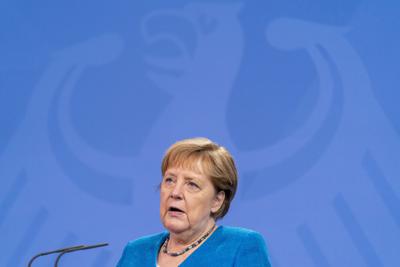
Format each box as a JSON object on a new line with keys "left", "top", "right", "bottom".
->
{"left": 54, "top": 242, "right": 109, "bottom": 267}
{"left": 28, "top": 245, "right": 85, "bottom": 267}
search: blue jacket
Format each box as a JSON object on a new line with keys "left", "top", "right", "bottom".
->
{"left": 117, "top": 226, "right": 271, "bottom": 266}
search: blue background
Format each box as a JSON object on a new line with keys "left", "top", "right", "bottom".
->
{"left": 1, "top": 0, "right": 399, "bottom": 266}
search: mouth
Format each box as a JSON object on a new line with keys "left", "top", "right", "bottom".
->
{"left": 167, "top": 206, "right": 185, "bottom": 216}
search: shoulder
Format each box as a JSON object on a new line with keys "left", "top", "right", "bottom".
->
{"left": 217, "top": 226, "right": 271, "bottom": 266}
{"left": 214, "top": 226, "right": 269, "bottom": 254}
{"left": 219, "top": 226, "right": 266, "bottom": 242}
{"left": 124, "top": 231, "right": 167, "bottom": 251}
{"left": 117, "top": 232, "right": 167, "bottom": 266}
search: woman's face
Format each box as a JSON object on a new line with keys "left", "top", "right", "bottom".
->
{"left": 160, "top": 165, "right": 224, "bottom": 235}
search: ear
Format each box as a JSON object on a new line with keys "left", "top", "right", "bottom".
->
{"left": 211, "top": 191, "right": 225, "bottom": 213}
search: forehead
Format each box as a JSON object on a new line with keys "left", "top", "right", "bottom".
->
{"left": 163, "top": 153, "right": 211, "bottom": 176}
{"left": 164, "top": 167, "right": 204, "bottom": 180}
{"left": 166, "top": 159, "right": 203, "bottom": 175}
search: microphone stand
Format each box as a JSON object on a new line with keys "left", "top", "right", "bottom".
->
{"left": 28, "top": 245, "right": 85, "bottom": 267}
{"left": 54, "top": 243, "right": 109, "bottom": 267}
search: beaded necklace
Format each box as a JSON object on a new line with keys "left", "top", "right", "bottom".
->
{"left": 162, "top": 224, "right": 216, "bottom": 257}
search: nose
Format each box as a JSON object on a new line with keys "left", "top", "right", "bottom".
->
{"left": 170, "top": 181, "right": 184, "bottom": 199}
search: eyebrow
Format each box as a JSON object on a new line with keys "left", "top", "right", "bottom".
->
{"left": 184, "top": 177, "right": 204, "bottom": 186}
{"left": 164, "top": 172, "right": 201, "bottom": 181}
{"left": 164, "top": 171, "right": 177, "bottom": 177}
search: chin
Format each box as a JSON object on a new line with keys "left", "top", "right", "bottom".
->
{"left": 163, "top": 219, "right": 188, "bottom": 234}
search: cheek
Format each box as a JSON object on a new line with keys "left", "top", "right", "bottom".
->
{"left": 160, "top": 191, "right": 168, "bottom": 210}
{"left": 187, "top": 194, "right": 213, "bottom": 216}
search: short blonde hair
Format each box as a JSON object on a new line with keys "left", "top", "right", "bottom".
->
{"left": 161, "top": 137, "right": 238, "bottom": 220}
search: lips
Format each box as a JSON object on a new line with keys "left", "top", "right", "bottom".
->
{"left": 168, "top": 206, "right": 185, "bottom": 213}
{"left": 167, "top": 206, "right": 185, "bottom": 217}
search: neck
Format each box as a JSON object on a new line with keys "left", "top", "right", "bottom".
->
{"left": 168, "top": 219, "right": 216, "bottom": 249}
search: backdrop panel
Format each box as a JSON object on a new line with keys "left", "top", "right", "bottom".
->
{"left": 0, "top": 1, "right": 399, "bottom": 266}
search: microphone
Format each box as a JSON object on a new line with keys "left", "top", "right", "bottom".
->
{"left": 54, "top": 242, "right": 109, "bottom": 267}
{"left": 28, "top": 245, "right": 85, "bottom": 267}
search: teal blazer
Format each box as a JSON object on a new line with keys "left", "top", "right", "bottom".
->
{"left": 117, "top": 226, "right": 271, "bottom": 266}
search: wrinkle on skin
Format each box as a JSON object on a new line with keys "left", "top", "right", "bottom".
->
{"left": 160, "top": 166, "right": 224, "bottom": 249}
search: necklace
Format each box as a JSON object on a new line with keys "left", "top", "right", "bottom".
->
{"left": 162, "top": 224, "right": 216, "bottom": 257}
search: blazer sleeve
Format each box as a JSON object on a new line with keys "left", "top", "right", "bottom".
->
{"left": 116, "top": 244, "right": 128, "bottom": 267}
{"left": 233, "top": 231, "right": 272, "bottom": 267}
{"left": 116, "top": 243, "right": 136, "bottom": 267}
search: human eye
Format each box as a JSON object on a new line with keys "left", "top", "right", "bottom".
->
{"left": 163, "top": 177, "right": 174, "bottom": 185}
{"left": 187, "top": 181, "right": 200, "bottom": 191}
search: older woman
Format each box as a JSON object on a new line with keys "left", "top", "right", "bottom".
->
{"left": 117, "top": 137, "right": 271, "bottom": 266}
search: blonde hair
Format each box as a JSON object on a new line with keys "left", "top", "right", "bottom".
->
{"left": 161, "top": 137, "right": 238, "bottom": 220}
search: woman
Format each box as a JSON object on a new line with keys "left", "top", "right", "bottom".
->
{"left": 117, "top": 137, "right": 271, "bottom": 266}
